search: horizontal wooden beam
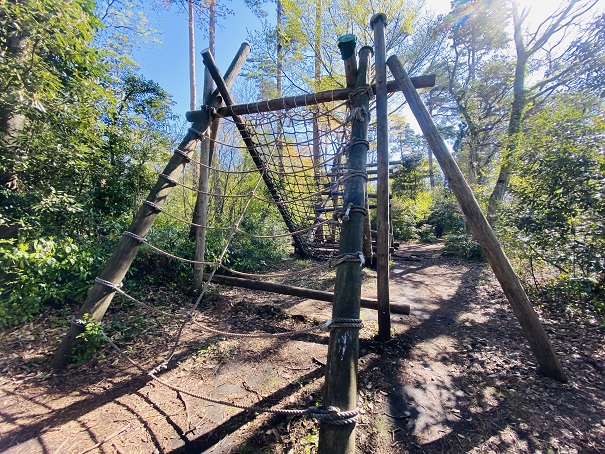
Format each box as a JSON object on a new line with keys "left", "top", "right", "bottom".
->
{"left": 206, "top": 273, "right": 410, "bottom": 315}
{"left": 186, "top": 74, "right": 436, "bottom": 121}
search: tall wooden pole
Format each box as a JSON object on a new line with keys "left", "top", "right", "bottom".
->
{"left": 371, "top": 13, "right": 391, "bottom": 341}
{"left": 193, "top": 73, "right": 214, "bottom": 290}
{"left": 317, "top": 45, "right": 372, "bottom": 454}
{"left": 51, "top": 45, "right": 251, "bottom": 370}
{"left": 387, "top": 55, "right": 567, "bottom": 383}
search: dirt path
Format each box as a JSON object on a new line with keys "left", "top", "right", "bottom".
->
{"left": 1, "top": 243, "right": 603, "bottom": 453}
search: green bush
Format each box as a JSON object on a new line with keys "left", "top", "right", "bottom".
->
{"left": 72, "top": 313, "right": 107, "bottom": 363}
{"left": 0, "top": 237, "right": 111, "bottom": 326}
{"left": 443, "top": 234, "right": 485, "bottom": 261}
{"left": 427, "top": 195, "right": 465, "bottom": 237}
{"left": 390, "top": 192, "right": 434, "bottom": 242}
{"left": 534, "top": 276, "right": 605, "bottom": 321}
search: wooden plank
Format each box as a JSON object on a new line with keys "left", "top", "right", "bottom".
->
{"left": 387, "top": 55, "right": 567, "bottom": 383}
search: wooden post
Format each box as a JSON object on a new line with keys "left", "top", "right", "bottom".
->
{"left": 193, "top": 62, "right": 215, "bottom": 290}
{"left": 51, "top": 44, "right": 251, "bottom": 370}
{"left": 318, "top": 45, "right": 372, "bottom": 454}
{"left": 205, "top": 274, "right": 410, "bottom": 315}
{"left": 338, "top": 34, "right": 371, "bottom": 265}
{"left": 337, "top": 34, "right": 357, "bottom": 88}
{"left": 387, "top": 55, "right": 567, "bottom": 383}
{"left": 371, "top": 13, "right": 391, "bottom": 341}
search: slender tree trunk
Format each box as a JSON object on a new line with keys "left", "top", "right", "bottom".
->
{"left": 188, "top": 0, "right": 197, "bottom": 111}
{"left": 488, "top": 2, "right": 528, "bottom": 220}
{"left": 193, "top": 0, "right": 217, "bottom": 290}
{"left": 276, "top": 0, "right": 285, "bottom": 174}
{"left": 312, "top": 0, "right": 323, "bottom": 239}
{"left": 0, "top": 12, "right": 28, "bottom": 238}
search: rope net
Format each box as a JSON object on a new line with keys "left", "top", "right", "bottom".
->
{"left": 199, "top": 100, "right": 353, "bottom": 259}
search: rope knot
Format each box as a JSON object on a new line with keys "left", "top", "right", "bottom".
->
{"left": 307, "top": 406, "right": 360, "bottom": 425}
{"left": 329, "top": 252, "right": 365, "bottom": 268}
{"left": 122, "top": 231, "right": 146, "bottom": 243}
{"left": 70, "top": 316, "right": 87, "bottom": 327}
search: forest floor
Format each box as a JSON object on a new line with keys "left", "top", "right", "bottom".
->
{"left": 1, "top": 242, "right": 604, "bottom": 453}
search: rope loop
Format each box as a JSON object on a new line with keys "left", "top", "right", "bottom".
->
{"left": 159, "top": 174, "right": 178, "bottom": 186}
{"left": 188, "top": 127, "right": 206, "bottom": 139}
{"left": 345, "top": 170, "right": 368, "bottom": 181}
{"left": 144, "top": 200, "right": 163, "bottom": 213}
{"left": 122, "top": 231, "right": 146, "bottom": 243}
{"left": 347, "top": 86, "right": 375, "bottom": 103}
{"left": 327, "top": 318, "right": 364, "bottom": 330}
{"left": 328, "top": 252, "right": 365, "bottom": 267}
{"left": 95, "top": 277, "right": 124, "bottom": 291}
{"left": 349, "top": 137, "right": 370, "bottom": 149}
{"left": 174, "top": 148, "right": 192, "bottom": 162}
{"left": 337, "top": 204, "right": 368, "bottom": 221}
{"left": 344, "top": 137, "right": 370, "bottom": 156}
{"left": 307, "top": 406, "right": 360, "bottom": 425}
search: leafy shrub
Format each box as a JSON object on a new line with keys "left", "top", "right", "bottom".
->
{"left": 390, "top": 191, "right": 434, "bottom": 242}
{"left": 73, "top": 313, "right": 107, "bottom": 363}
{"left": 427, "top": 194, "right": 465, "bottom": 238}
{"left": 443, "top": 234, "right": 485, "bottom": 261}
{"left": 0, "top": 237, "right": 111, "bottom": 326}
{"left": 534, "top": 276, "right": 605, "bottom": 322}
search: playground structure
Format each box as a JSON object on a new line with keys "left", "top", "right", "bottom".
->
{"left": 51, "top": 14, "right": 567, "bottom": 454}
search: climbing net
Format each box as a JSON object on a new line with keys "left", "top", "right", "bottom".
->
{"left": 75, "top": 96, "right": 369, "bottom": 428}
{"left": 202, "top": 99, "right": 354, "bottom": 259}
{"left": 76, "top": 95, "right": 369, "bottom": 426}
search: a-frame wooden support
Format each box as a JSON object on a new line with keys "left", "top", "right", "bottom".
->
{"left": 387, "top": 55, "right": 567, "bottom": 383}
{"left": 51, "top": 44, "right": 251, "bottom": 370}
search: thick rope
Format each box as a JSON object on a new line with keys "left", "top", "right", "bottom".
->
{"left": 98, "top": 330, "right": 358, "bottom": 425}
{"left": 328, "top": 252, "right": 365, "bottom": 268}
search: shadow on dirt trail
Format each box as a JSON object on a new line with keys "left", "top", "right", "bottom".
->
{"left": 1, "top": 243, "right": 603, "bottom": 453}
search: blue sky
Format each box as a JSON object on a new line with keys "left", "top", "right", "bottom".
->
{"left": 130, "top": 0, "right": 574, "bottom": 119}
{"left": 132, "top": 0, "right": 269, "bottom": 117}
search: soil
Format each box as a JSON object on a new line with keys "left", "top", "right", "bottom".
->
{"left": 1, "top": 242, "right": 604, "bottom": 453}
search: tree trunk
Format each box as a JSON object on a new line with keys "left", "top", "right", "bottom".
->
{"left": 193, "top": 0, "right": 217, "bottom": 290}
{"left": 188, "top": 0, "right": 197, "bottom": 111}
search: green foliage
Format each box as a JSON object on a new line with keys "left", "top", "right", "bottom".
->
{"left": 390, "top": 192, "right": 433, "bottom": 242}
{"left": 534, "top": 276, "right": 605, "bottom": 321}
{"left": 391, "top": 153, "right": 430, "bottom": 200}
{"left": 508, "top": 96, "right": 605, "bottom": 278}
{"left": 73, "top": 314, "right": 107, "bottom": 363}
{"left": 0, "top": 236, "right": 113, "bottom": 326}
{"left": 426, "top": 192, "right": 465, "bottom": 238}
{"left": 501, "top": 94, "right": 605, "bottom": 319}
{"left": 443, "top": 234, "right": 485, "bottom": 261}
